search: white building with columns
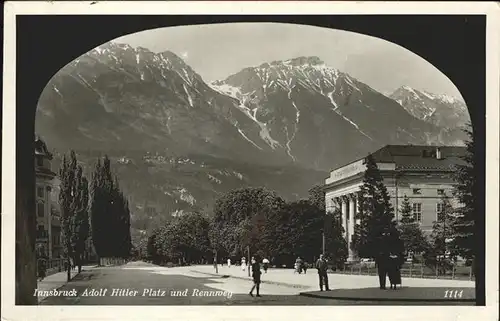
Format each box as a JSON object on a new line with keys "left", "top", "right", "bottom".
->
{"left": 324, "top": 145, "right": 466, "bottom": 262}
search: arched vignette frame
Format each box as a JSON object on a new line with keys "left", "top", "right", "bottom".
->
{"left": 15, "top": 15, "right": 486, "bottom": 305}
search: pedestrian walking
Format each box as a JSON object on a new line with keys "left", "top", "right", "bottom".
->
{"left": 262, "top": 258, "right": 270, "bottom": 273}
{"left": 249, "top": 256, "right": 262, "bottom": 297}
{"left": 302, "top": 261, "right": 308, "bottom": 274}
{"left": 295, "top": 257, "right": 303, "bottom": 274}
{"left": 241, "top": 257, "right": 246, "bottom": 271}
{"left": 227, "top": 258, "right": 232, "bottom": 268}
{"left": 37, "top": 257, "right": 47, "bottom": 281}
{"left": 388, "top": 252, "right": 403, "bottom": 289}
{"left": 315, "top": 254, "right": 330, "bottom": 291}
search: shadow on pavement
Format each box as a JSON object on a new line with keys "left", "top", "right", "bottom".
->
{"left": 300, "top": 286, "right": 475, "bottom": 303}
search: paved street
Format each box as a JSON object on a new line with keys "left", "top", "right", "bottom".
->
{"left": 39, "top": 261, "right": 475, "bottom": 305}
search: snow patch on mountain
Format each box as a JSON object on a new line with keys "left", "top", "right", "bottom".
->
{"left": 234, "top": 102, "right": 281, "bottom": 149}
{"left": 207, "top": 174, "right": 222, "bottom": 184}
{"left": 210, "top": 83, "right": 241, "bottom": 98}
{"left": 237, "top": 128, "right": 263, "bottom": 150}
{"left": 183, "top": 84, "right": 194, "bottom": 108}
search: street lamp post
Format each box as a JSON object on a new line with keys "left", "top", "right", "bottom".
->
{"left": 214, "top": 249, "right": 218, "bottom": 274}
{"left": 322, "top": 230, "right": 326, "bottom": 256}
{"left": 247, "top": 245, "right": 251, "bottom": 277}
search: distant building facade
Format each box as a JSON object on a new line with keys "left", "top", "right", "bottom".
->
{"left": 35, "top": 137, "right": 62, "bottom": 259}
{"left": 324, "top": 145, "right": 466, "bottom": 261}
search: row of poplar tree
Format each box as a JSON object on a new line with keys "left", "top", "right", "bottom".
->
{"left": 59, "top": 151, "right": 132, "bottom": 281}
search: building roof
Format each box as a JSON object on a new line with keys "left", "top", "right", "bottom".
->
{"left": 36, "top": 166, "right": 57, "bottom": 178}
{"left": 331, "top": 144, "right": 468, "bottom": 173}
{"left": 34, "top": 136, "right": 53, "bottom": 160}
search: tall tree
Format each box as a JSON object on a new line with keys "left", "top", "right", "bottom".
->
{"left": 59, "top": 151, "right": 89, "bottom": 280}
{"left": 397, "top": 195, "right": 429, "bottom": 261}
{"left": 351, "top": 154, "right": 401, "bottom": 259}
{"left": 90, "top": 156, "right": 131, "bottom": 262}
{"left": 72, "top": 165, "right": 90, "bottom": 273}
{"left": 451, "top": 125, "right": 475, "bottom": 261}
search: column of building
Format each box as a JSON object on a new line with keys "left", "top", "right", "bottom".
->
{"left": 348, "top": 194, "right": 356, "bottom": 261}
{"left": 333, "top": 193, "right": 358, "bottom": 262}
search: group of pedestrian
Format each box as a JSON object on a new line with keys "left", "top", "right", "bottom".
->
{"left": 235, "top": 235, "right": 403, "bottom": 298}
{"left": 376, "top": 250, "right": 404, "bottom": 290}
{"left": 294, "top": 257, "right": 308, "bottom": 274}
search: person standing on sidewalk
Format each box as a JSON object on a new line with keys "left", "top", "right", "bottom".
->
{"left": 249, "top": 256, "right": 262, "bottom": 297}
{"left": 37, "top": 257, "right": 47, "bottom": 281}
{"left": 315, "top": 254, "right": 330, "bottom": 291}
{"left": 241, "top": 257, "right": 247, "bottom": 271}
{"left": 375, "top": 235, "right": 390, "bottom": 290}
{"left": 227, "top": 258, "right": 232, "bottom": 268}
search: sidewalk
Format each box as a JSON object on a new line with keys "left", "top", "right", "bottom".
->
{"left": 36, "top": 265, "right": 95, "bottom": 303}
{"left": 189, "top": 265, "right": 475, "bottom": 292}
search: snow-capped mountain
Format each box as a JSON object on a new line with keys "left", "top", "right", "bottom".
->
{"left": 211, "top": 56, "right": 467, "bottom": 168}
{"left": 36, "top": 42, "right": 290, "bottom": 167}
{"left": 389, "top": 86, "right": 470, "bottom": 129}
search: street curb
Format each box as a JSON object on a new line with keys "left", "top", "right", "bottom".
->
{"left": 190, "top": 270, "right": 311, "bottom": 289}
{"left": 298, "top": 291, "right": 476, "bottom": 302}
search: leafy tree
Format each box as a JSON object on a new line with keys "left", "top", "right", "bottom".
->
{"left": 147, "top": 229, "right": 160, "bottom": 264}
{"left": 351, "top": 154, "right": 401, "bottom": 259}
{"left": 59, "top": 151, "right": 90, "bottom": 280}
{"left": 397, "top": 195, "right": 429, "bottom": 261}
{"left": 451, "top": 125, "right": 475, "bottom": 261}
{"left": 211, "top": 187, "right": 286, "bottom": 259}
{"left": 152, "top": 212, "right": 211, "bottom": 265}
{"left": 275, "top": 200, "right": 323, "bottom": 262}
{"left": 325, "top": 207, "right": 348, "bottom": 269}
{"left": 308, "top": 185, "right": 347, "bottom": 268}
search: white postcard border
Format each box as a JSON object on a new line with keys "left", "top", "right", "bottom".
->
{"left": 2, "top": 1, "right": 499, "bottom": 321}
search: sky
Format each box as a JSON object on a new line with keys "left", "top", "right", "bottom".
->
{"left": 114, "top": 23, "right": 462, "bottom": 98}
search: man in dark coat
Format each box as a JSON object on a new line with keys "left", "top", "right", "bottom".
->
{"left": 315, "top": 254, "right": 330, "bottom": 291}
{"left": 249, "top": 256, "right": 262, "bottom": 297}
{"left": 375, "top": 232, "right": 392, "bottom": 289}
{"left": 375, "top": 249, "right": 389, "bottom": 289}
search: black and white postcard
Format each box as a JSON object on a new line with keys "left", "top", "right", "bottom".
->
{"left": 2, "top": 2, "right": 499, "bottom": 321}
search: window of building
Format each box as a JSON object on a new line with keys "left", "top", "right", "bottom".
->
{"left": 437, "top": 189, "right": 445, "bottom": 196}
{"left": 412, "top": 203, "right": 422, "bottom": 222}
{"left": 37, "top": 225, "right": 46, "bottom": 238}
{"left": 412, "top": 188, "right": 422, "bottom": 195}
{"left": 37, "top": 201, "right": 45, "bottom": 217}
{"left": 436, "top": 203, "right": 445, "bottom": 221}
{"left": 37, "top": 186, "right": 44, "bottom": 199}
{"left": 52, "top": 234, "right": 59, "bottom": 246}
{"left": 36, "top": 157, "right": 43, "bottom": 167}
